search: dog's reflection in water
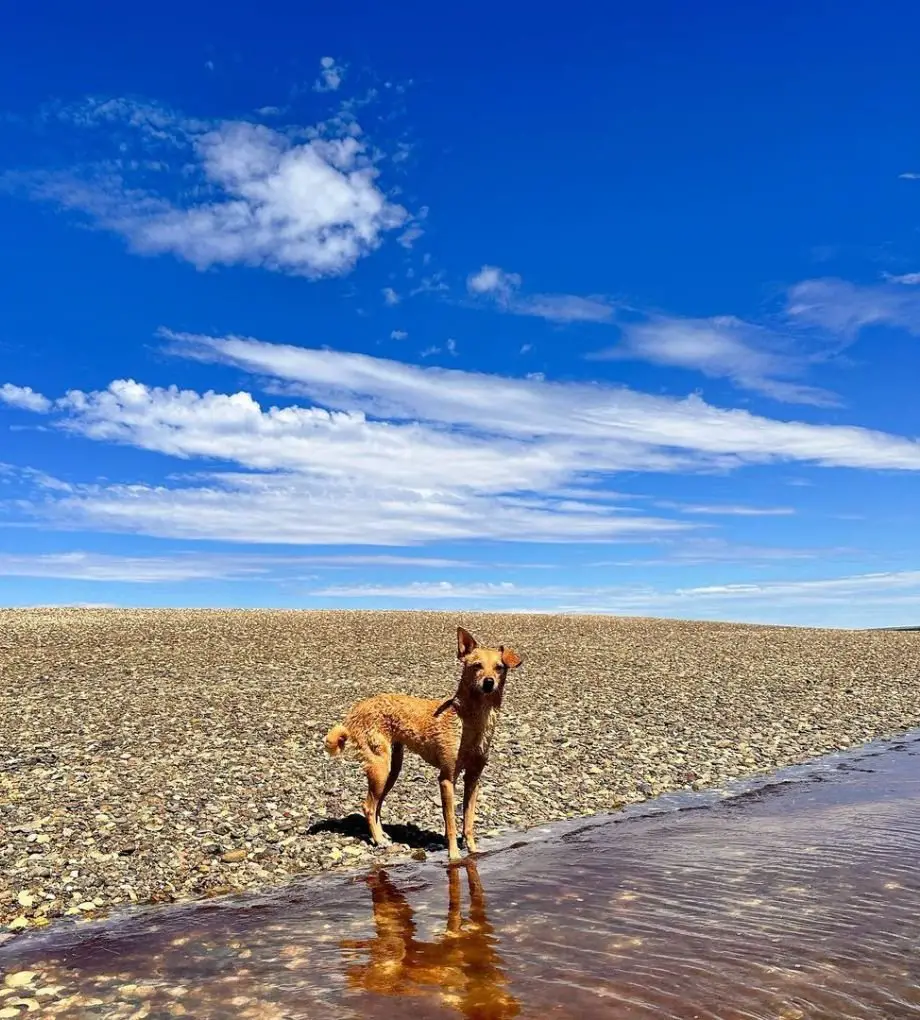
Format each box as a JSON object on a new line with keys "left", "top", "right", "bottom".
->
{"left": 341, "top": 860, "right": 519, "bottom": 1018}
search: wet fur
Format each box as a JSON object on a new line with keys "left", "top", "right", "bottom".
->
{"left": 324, "top": 627, "right": 522, "bottom": 860}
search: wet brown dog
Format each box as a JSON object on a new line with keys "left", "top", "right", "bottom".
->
{"left": 324, "top": 627, "right": 522, "bottom": 860}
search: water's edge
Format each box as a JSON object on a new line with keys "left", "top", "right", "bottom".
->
{"left": 4, "top": 724, "right": 918, "bottom": 961}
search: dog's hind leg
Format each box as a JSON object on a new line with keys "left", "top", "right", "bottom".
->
{"left": 362, "top": 745, "right": 393, "bottom": 846}
{"left": 375, "top": 741, "right": 403, "bottom": 836}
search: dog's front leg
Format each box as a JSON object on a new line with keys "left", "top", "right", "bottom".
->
{"left": 439, "top": 770, "right": 460, "bottom": 861}
{"left": 461, "top": 763, "right": 484, "bottom": 854}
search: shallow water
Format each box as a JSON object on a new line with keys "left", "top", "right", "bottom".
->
{"left": 3, "top": 733, "right": 920, "bottom": 1019}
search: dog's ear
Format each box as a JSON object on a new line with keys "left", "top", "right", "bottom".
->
{"left": 500, "top": 646, "right": 522, "bottom": 670}
{"left": 457, "top": 626, "right": 478, "bottom": 660}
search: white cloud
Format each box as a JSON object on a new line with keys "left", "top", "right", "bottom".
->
{"left": 886, "top": 272, "right": 920, "bottom": 285}
{"left": 167, "top": 332, "right": 920, "bottom": 471}
{"left": 674, "top": 570, "right": 920, "bottom": 601}
{"left": 595, "top": 314, "right": 838, "bottom": 406}
{"left": 0, "top": 551, "right": 269, "bottom": 583}
{"left": 314, "top": 56, "right": 345, "bottom": 93}
{"left": 446, "top": 337, "right": 457, "bottom": 355}
{"left": 0, "top": 550, "right": 476, "bottom": 582}
{"left": 899, "top": 172, "right": 920, "bottom": 180}
{"left": 11, "top": 98, "right": 408, "bottom": 280}
{"left": 467, "top": 265, "right": 521, "bottom": 299}
{"left": 314, "top": 569, "right": 920, "bottom": 627}
{"left": 390, "top": 330, "right": 408, "bottom": 340}
{"left": 596, "top": 537, "right": 826, "bottom": 565}
{"left": 8, "top": 373, "right": 686, "bottom": 546}
{"left": 382, "top": 287, "right": 400, "bottom": 305}
{"left": 8, "top": 334, "right": 920, "bottom": 548}
{"left": 319, "top": 581, "right": 521, "bottom": 599}
{"left": 0, "top": 383, "right": 52, "bottom": 413}
{"left": 466, "top": 265, "right": 615, "bottom": 323}
{"left": 787, "top": 277, "right": 920, "bottom": 338}
{"left": 656, "top": 501, "right": 795, "bottom": 517}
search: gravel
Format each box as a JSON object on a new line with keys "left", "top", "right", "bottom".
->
{"left": 1, "top": 607, "right": 919, "bottom": 936}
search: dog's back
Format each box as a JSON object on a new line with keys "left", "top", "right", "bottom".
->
{"left": 325, "top": 692, "right": 460, "bottom": 768}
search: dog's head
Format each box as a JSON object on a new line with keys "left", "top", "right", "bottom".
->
{"left": 454, "top": 625, "right": 522, "bottom": 699}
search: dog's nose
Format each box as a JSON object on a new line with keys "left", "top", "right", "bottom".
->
{"left": 482, "top": 678, "right": 496, "bottom": 693}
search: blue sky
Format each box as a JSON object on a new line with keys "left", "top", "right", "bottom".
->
{"left": 2, "top": 0, "right": 920, "bottom": 626}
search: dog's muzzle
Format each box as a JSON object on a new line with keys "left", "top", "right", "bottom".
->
{"left": 481, "top": 678, "right": 496, "bottom": 694}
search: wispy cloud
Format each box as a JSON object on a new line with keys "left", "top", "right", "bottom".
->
{"left": 6, "top": 334, "right": 920, "bottom": 547}
{"left": 655, "top": 501, "right": 795, "bottom": 517}
{"left": 466, "top": 265, "right": 615, "bottom": 323}
{"left": 314, "top": 569, "right": 920, "bottom": 626}
{"left": 390, "top": 330, "right": 408, "bottom": 340}
{"left": 318, "top": 580, "right": 521, "bottom": 599}
{"left": 314, "top": 56, "right": 345, "bottom": 93}
{"left": 0, "top": 550, "right": 479, "bottom": 582}
{"left": 382, "top": 287, "right": 401, "bottom": 305}
{"left": 166, "top": 331, "right": 920, "bottom": 471}
{"left": 6, "top": 96, "right": 410, "bottom": 279}
{"left": 0, "top": 551, "right": 267, "bottom": 583}
{"left": 596, "top": 536, "right": 828, "bottom": 566}
{"left": 885, "top": 272, "right": 920, "bottom": 285}
{"left": 787, "top": 277, "right": 920, "bottom": 338}
{"left": 593, "top": 314, "right": 839, "bottom": 406}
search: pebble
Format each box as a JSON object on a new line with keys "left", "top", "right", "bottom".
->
{"left": 2, "top": 608, "right": 919, "bottom": 937}
{"left": 3, "top": 973, "right": 36, "bottom": 989}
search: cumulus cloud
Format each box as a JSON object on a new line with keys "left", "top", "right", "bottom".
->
{"left": 466, "top": 265, "right": 615, "bottom": 323}
{"left": 8, "top": 97, "right": 409, "bottom": 279}
{"left": 0, "top": 383, "right": 52, "bottom": 412}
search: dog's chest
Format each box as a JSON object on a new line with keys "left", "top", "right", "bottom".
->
{"left": 459, "top": 707, "right": 498, "bottom": 764}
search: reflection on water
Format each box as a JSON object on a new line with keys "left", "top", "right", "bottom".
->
{"left": 343, "top": 864, "right": 518, "bottom": 1018}
{"left": 2, "top": 733, "right": 920, "bottom": 1018}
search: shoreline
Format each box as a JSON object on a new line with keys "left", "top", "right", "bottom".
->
{"left": 3, "top": 608, "right": 920, "bottom": 937}
{"left": 5, "top": 723, "right": 918, "bottom": 954}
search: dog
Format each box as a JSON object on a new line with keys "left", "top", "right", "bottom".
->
{"left": 341, "top": 861, "right": 519, "bottom": 1018}
{"left": 324, "top": 626, "right": 522, "bottom": 860}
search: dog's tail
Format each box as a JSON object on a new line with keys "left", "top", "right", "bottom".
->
{"left": 324, "top": 723, "right": 349, "bottom": 757}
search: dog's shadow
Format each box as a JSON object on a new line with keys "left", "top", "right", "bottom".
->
{"left": 307, "top": 813, "right": 448, "bottom": 851}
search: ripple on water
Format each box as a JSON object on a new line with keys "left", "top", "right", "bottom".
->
{"left": 2, "top": 733, "right": 920, "bottom": 1019}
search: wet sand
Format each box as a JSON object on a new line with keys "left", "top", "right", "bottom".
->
{"left": 2, "top": 730, "right": 920, "bottom": 1019}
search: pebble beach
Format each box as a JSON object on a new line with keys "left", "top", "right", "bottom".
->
{"left": 2, "top": 607, "right": 919, "bottom": 938}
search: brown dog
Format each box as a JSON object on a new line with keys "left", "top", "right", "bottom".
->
{"left": 324, "top": 626, "right": 522, "bottom": 860}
